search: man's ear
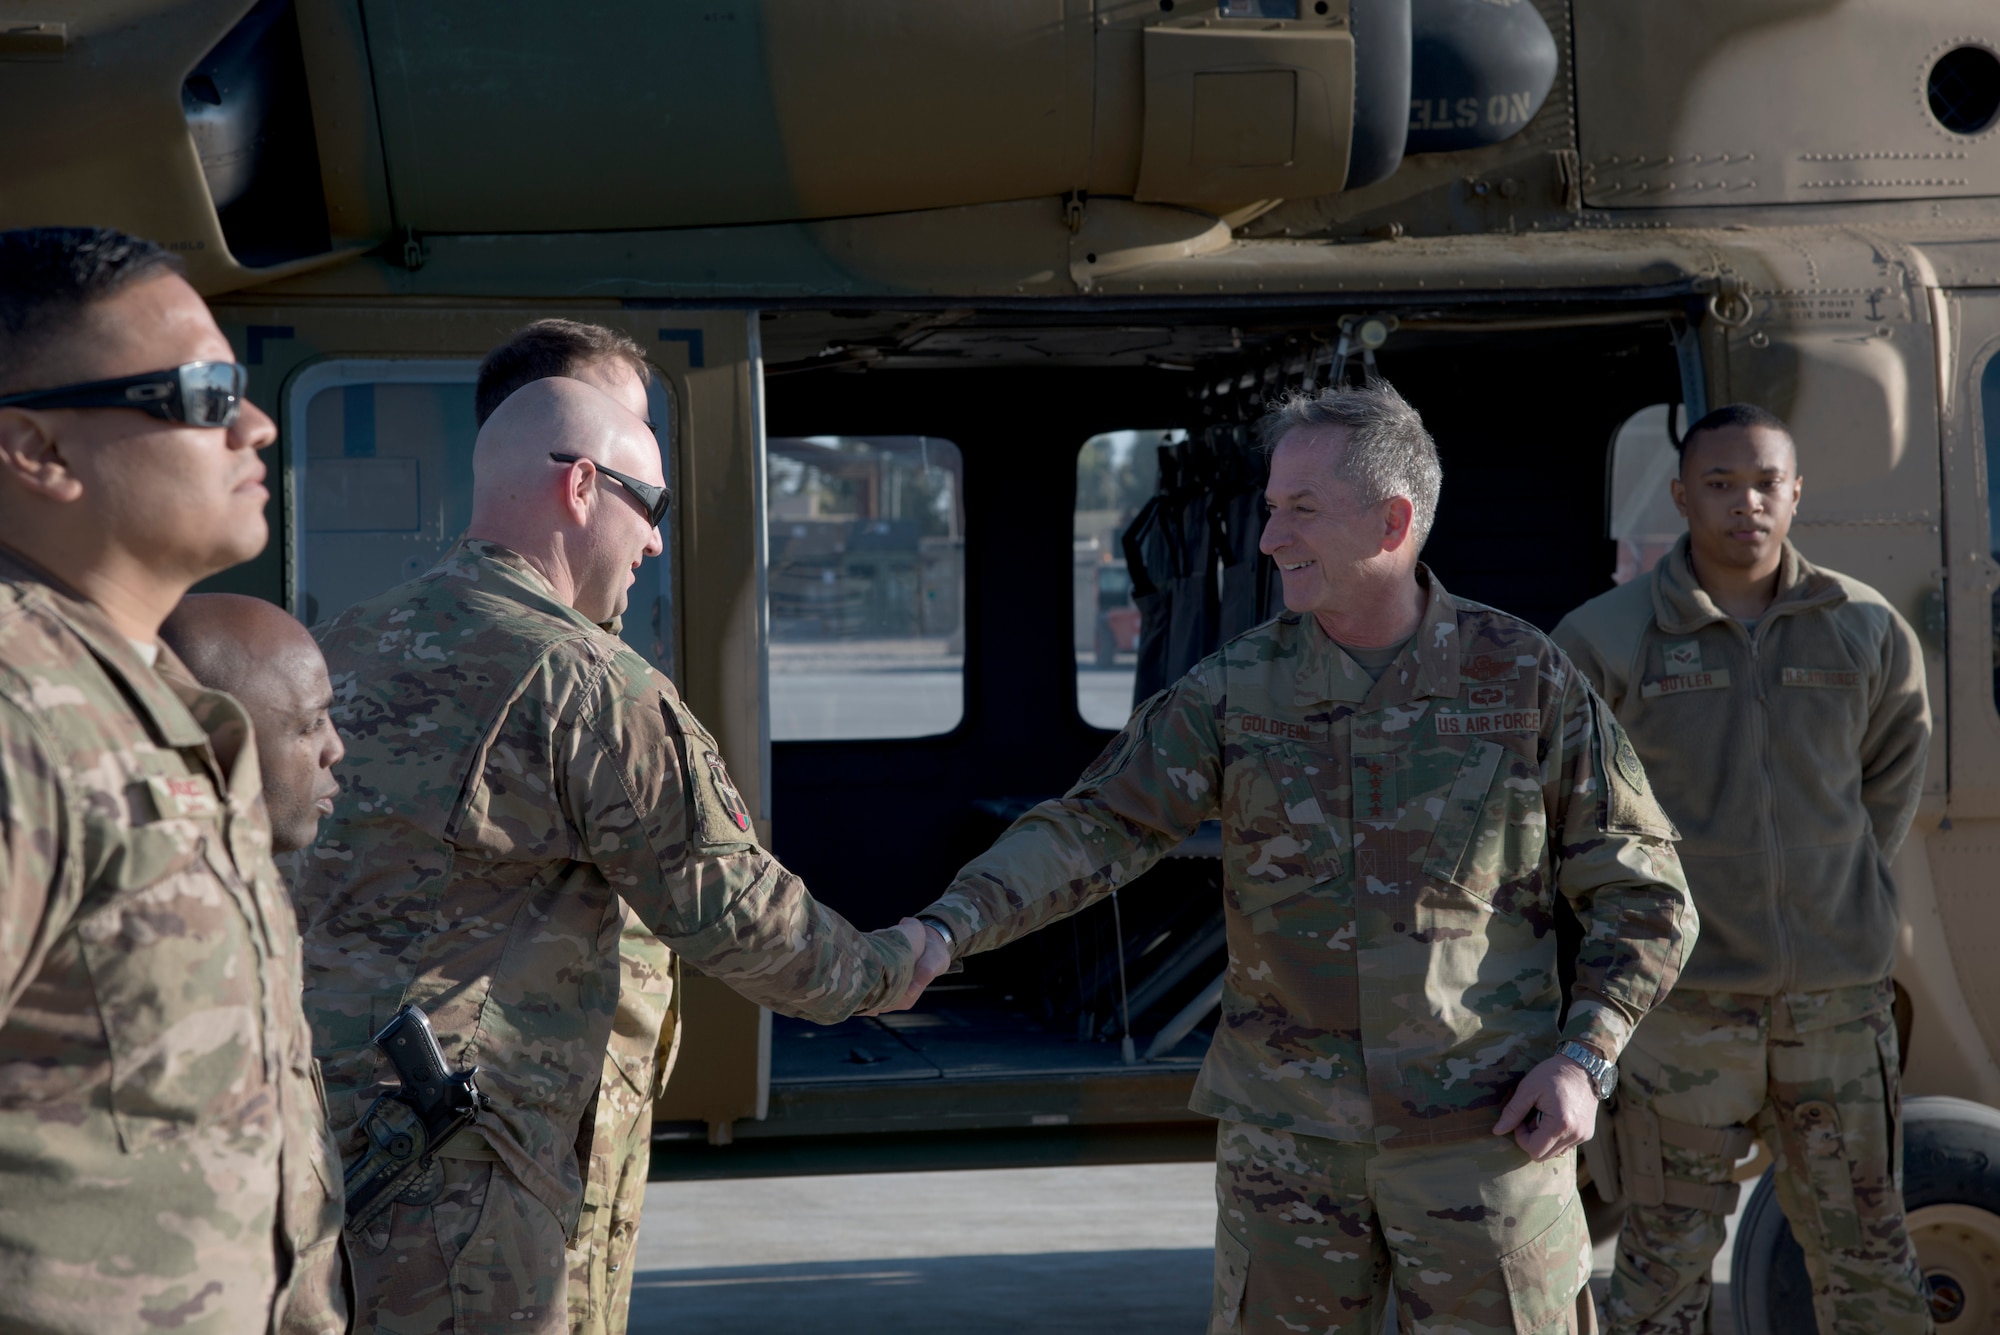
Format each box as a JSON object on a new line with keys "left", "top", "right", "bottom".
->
{"left": 556, "top": 456, "right": 595, "bottom": 527}
{"left": 0, "top": 410, "right": 84, "bottom": 504}
{"left": 1380, "top": 495, "right": 1417, "bottom": 553}
{"left": 1669, "top": 474, "right": 1689, "bottom": 519}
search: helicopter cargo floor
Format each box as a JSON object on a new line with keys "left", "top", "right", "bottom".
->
{"left": 674, "top": 999, "right": 1212, "bottom": 1143}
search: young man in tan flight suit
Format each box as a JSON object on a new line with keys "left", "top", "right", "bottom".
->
{"left": 1553, "top": 404, "right": 1933, "bottom": 1334}
{"left": 471, "top": 321, "right": 676, "bottom": 1335}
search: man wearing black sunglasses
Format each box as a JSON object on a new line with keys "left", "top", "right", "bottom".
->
{"left": 0, "top": 227, "right": 347, "bottom": 1333}
{"left": 295, "top": 375, "right": 950, "bottom": 1334}
{"left": 472, "top": 321, "right": 672, "bottom": 1335}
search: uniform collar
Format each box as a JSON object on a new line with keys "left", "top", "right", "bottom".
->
{"left": 0, "top": 546, "right": 208, "bottom": 748}
{"left": 1293, "top": 564, "right": 1461, "bottom": 708}
{"left": 436, "top": 538, "right": 604, "bottom": 637}
{"left": 1649, "top": 533, "right": 1845, "bottom": 636}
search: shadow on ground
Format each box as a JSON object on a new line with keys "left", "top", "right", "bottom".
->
{"left": 629, "top": 1248, "right": 1212, "bottom": 1335}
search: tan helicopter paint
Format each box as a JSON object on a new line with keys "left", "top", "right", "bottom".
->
{"left": 10, "top": 0, "right": 2000, "bottom": 1161}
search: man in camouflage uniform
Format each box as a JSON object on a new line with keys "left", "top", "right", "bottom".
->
{"left": 296, "top": 376, "right": 947, "bottom": 1334}
{"left": 912, "top": 381, "right": 1697, "bottom": 1334}
{"left": 469, "top": 320, "right": 678, "bottom": 1335}
{"left": 0, "top": 227, "right": 346, "bottom": 1333}
{"left": 161, "top": 593, "right": 352, "bottom": 1333}
{"left": 1554, "top": 404, "right": 1932, "bottom": 1335}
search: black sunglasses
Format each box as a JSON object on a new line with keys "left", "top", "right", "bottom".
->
{"left": 0, "top": 360, "right": 247, "bottom": 428}
{"left": 550, "top": 452, "right": 670, "bottom": 528}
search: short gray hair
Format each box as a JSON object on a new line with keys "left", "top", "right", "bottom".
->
{"left": 1257, "top": 379, "right": 1443, "bottom": 548}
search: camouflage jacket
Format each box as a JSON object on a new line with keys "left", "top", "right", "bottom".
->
{"left": 922, "top": 571, "right": 1696, "bottom": 1148}
{"left": 297, "top": 540, "right": 916, "bottom": 1228}
{"left": 0, "top": 552, "right": 343, "bottom": 1334}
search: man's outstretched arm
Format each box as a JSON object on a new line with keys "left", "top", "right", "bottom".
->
{"left": 916, "top": 667, "right": 1224, "bottom": 972}
{"left": 567, "top": 659, "right": 921, "bottom": 1023}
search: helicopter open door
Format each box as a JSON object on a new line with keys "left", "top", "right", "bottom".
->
{"left": 201, "top": 300, "right": 773, "bottom": 1142}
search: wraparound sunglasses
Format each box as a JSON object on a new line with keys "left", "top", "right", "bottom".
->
{"left": 550, "top": 452, "right": 670, "bottom": 528}
{"left": 0, "top": 360, "right": 247, "bottom": 427}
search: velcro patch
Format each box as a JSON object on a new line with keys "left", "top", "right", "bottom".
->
{"left": 1237, "top": 713, "right": 1313, "bottom": 742}
{"left": 703, "top": 751, "right": 752, "bottom": 832}
{"left": 1663, "top": 640, "right": 1703, "bottom": 673}
{"left": 1433, "top": 709, "right": 1540, "bottom": 736}
{"left": 146, "top": 773, "right": 221, "bottom": 821}
{"left": 1639, "top": 670, "right": 1732, "bottom": 699}
{"left": 1782, "top": 667, "right": 1859, "bottom": 689}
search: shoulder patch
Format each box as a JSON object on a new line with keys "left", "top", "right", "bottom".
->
{"left": 703, "top": 751, "right": 752, "bottom": 833}
{"left": 1593, "top": 696, "right": 1678, "bottom": 840}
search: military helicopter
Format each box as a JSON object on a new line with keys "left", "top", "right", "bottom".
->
{"left": 8, "top": 0, "right": 2000, "bottom": 1325}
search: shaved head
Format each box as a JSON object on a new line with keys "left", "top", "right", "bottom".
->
{"left": 468, "top": 377, "right": 664, "bottom": 624}
{"left": 161, "top": 593, "right": 343, "bottom": 852}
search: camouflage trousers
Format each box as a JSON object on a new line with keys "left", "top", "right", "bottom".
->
{"left": 1211, "top": 1120, "right": 1597, "bottom": 1334}
{"left": 277, "top": 1234, "right": 352, "bottom": 1335}
{"left": 350, "top": 1158, "right": 569, "bottom": 1334}
{"left": 564, "top": 1078, "right": 654, "bottom": 1335}
{"left": 1605, "top": 983, "right": 1930, "bottom": 1335}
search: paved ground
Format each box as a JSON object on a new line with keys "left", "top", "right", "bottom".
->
{"left": 625, "top": 1160, "right": 1751, "bottom": 1334}
{"left": 627, "top": 1162, "right": 1215, "bottom": 1334}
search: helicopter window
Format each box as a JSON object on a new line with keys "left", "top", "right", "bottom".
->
{"left": 1605, "top": 403, "right": 1686, "bottom": 585}
{"left": 287, "top": 359, "right": 677, "bottom": 677}
{"left": 1075, "top": 430, "right": 1179, "bottom": 730}
{"left": 767, "top": 436, "right": 965, "bottom": 741}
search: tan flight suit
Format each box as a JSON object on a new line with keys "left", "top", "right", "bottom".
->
{"left": 920, "top": 569, "right": 1697, "bottom": 1334}
{"left": 1555, "top": 535, "right": 1932, "bottom": 1335}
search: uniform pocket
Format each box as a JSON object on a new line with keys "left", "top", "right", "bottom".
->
{"left": 1228, "top": 743, "right": 1342, "bottom": 918}
{"left": 1498, "top": 1186, "right": 1591, "bottom": 1334}
{"left": 1422, "top": 738, "right": 1550, "bottom": 912}
{"left": 1208, "top": 1220, "right": 1251, "bottom": 1334}
{"left": 75, "top": 829, "right": 266, "bottom": 1148}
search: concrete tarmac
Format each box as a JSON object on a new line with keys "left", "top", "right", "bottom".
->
{"left": 625, "top": 1161, "right": 1750, "bottom": 1334}
{"left": 628, "top": 1161, "right": 1215, "bottom": 1334}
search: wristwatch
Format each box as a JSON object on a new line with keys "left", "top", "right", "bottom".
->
{"left": 1556, "top": 1040, "right": 1619, "bottom": 1101}
{"left": 916, "top": 915, "right": 958, "bottom": 955}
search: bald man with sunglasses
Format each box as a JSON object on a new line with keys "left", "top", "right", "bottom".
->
{"left": 473, "top": 321, "right": 675, "bottom": 1335}
{"left": 0, "top": 226, "right": 346, "bottom": 1334}
{"left": 294, "top": 377, "right": 949, "bottom": 1334}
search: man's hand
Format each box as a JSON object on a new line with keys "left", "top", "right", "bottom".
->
{"left": 1492, "top": 1054, "right": 1599, "bottom": 1161}
{"left": 864, "top": 918, "right": 953, "bottom": 1015}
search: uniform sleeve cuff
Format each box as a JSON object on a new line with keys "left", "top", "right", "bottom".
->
{"left": 915, "top": 895, "right": 983, "bottom": 958}
{"left": 1562, "top": 998, "right": 1635, "bottom": 1065}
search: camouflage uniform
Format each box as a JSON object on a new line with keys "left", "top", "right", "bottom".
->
{"left": 920, "top": 570, "right": 1696, "bottom": 1332}
{"left": 297, "top": 539, "right": 917, "bottom": 1334}
{"left": 1555, "top": 538, "right": 1931, "bottom": 1335}
{"left": 0, "top": 552, "right": 346, "bottom": 1335}
{"left": 564, "top": 912, "right": 678, "bottom": 1335}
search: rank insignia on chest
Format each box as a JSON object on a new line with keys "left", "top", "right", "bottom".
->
{"left": 1663, "top": 640, "right": 1702, "bottom": 673}
{"left": 704, "top": 751, "right": 753, "bottom": 832}
{"left": 1356, "top": 756, "right": 1397, "bottom": 822}
{"left": 145, "top": 773, "right": 222, "bottom": 821}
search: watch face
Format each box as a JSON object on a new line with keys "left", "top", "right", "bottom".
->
{"left": 1597, "top": 1065, "right": 1619, "bottom": 1099}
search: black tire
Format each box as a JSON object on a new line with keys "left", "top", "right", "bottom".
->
{"left": 1731, "top": 1095, "right": 2000, "bottom": 1333}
